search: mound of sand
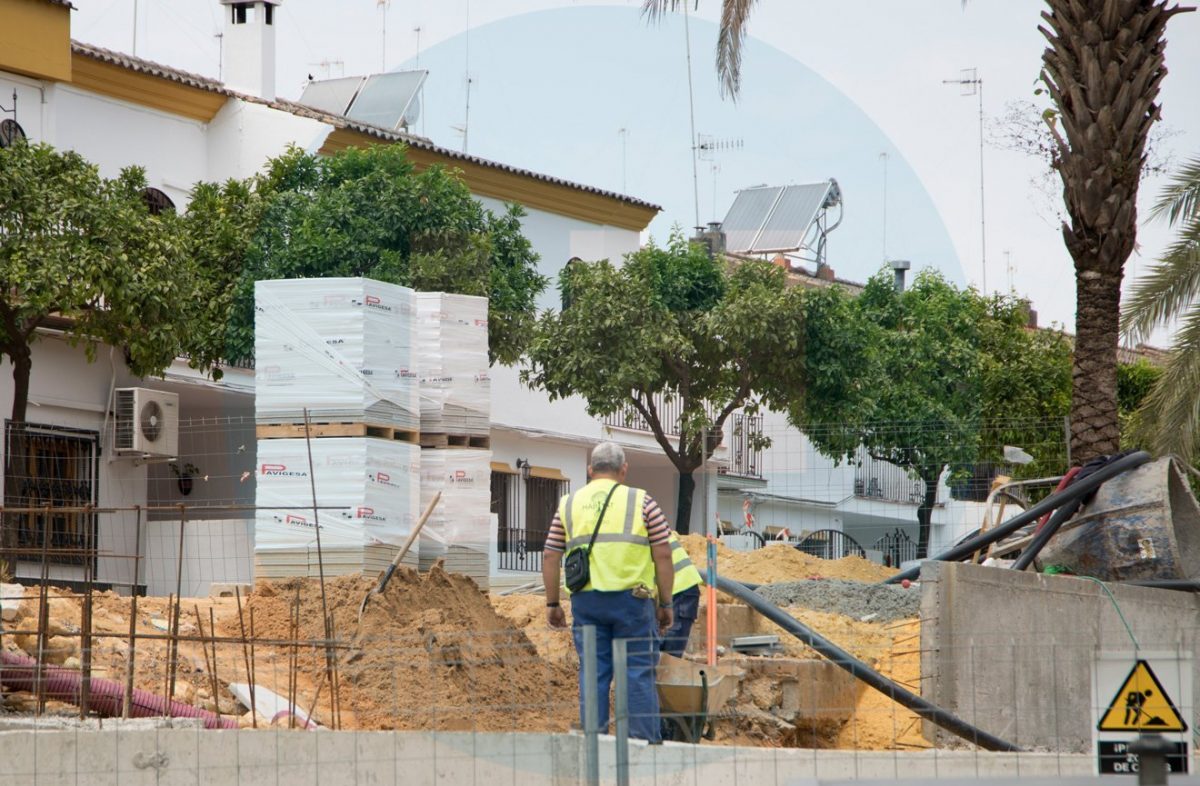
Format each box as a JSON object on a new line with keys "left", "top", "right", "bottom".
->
{"left": 242, "top": 567, "right": 577, "bottom": 731}
{"left": 680, "top": 535, "right": 898, "bottom": 585}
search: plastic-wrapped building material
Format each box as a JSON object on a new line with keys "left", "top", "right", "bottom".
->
{"left": 418, "top": 450, "right": 447, "bottom": 569}
{"left": 254, "top": 438, "right": 420, "bottom": 577}
{"left": 417, "top": 447, "right": 492, "bottom": 588}
{"left": 255, "top": 278, "right": 418, "bottom": 430}
{"left": 416, "top": 293, "right": 490, "bottom": 436}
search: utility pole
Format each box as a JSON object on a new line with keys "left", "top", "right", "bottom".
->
{"left": 943, "top": 68, "right": 987, "bottom": 294}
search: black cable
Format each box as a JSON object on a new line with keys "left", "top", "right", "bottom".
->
{"left": 717, "top": 574, "right": 1021, "bottom": 752}
{"left": 884, "top": 451, "right": 1151, "bottom": 585}
{"left": 1010, "top": 500, "right": 1079, "bottom": 571}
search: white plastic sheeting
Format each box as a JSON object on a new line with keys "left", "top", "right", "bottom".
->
{"left": 418, "top": 447, "right": 492, "bottom": 561}
{"left": 255, "top": 278, "right": 418, "bottom": 429}
{"left": 255, "top": 438, "right": 420, "bottom": 552}
{"left": 416, "top": 292, "right": 490, "bottom": 436}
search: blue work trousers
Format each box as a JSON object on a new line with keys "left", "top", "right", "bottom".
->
{"left": 570, "top": 589, "right": 661, "bottom": 742}
{"left": 660, "top": 586, "right": 701, "bottom": 658}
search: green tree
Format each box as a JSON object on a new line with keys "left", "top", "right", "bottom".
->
{"left": 523, "top": 231, "right": 806, "bottom": 533}
{"left": 793, "top": 270, "right": 1072, "bottom": 557}
{"left": 181, "top": 178, "right": 267, "bottom": 371}
{"left": 1121, "top": 155, "right": 1200, "bottom": 458}
{"left": 644, "top": 0, "right": 1188, "bottom": 463}
{"left": 225, "top": 144, "right": 545, "bottom": 365}
{"left": 0, "top": 140, "right": 208, "bottom": 423}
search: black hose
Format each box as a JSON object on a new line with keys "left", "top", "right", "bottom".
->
{"left": 1124, "top": 579, "right": 1200, "bottom": 592}
{"left": 885, "top": 451, "right": 1151, "bottom": 585}
{"left": 717, "top": 574, "right": 1021, "bottom": 752}
{"left": 1010, "top": 500, "right": 1080, "bottom": 572}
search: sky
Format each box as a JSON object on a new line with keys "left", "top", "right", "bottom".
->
{"left": 71, "top": 0, "right": 1200, "bottom": 340}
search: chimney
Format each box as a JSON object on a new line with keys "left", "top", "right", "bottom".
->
{"left": 816, "top": 263, "right": 835, "bottom": 282}
{"left": 692, "top": 222, "right": 726, "bottom": 259}
{"left": 219, "top": 1, "right": 281, "bottom": 100}
{"left": 1019, "top": 298, "right": 1038, "bottom": 328}
{"left": 890, "top": 259, "right": 911, "bottom": 292}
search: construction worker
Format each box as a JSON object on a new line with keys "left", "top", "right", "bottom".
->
{"left": 659, "top": 531, "right": 705, "bottom": 658}
{"left": 543, "top": 441, "right": 675, "bottom": 743}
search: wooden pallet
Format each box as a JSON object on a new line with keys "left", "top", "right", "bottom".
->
{"left": 256, "top": 421, "right": 419, "bottom": 443}
{"left": 419, "top": 432, "right": 491, "bottom": 449}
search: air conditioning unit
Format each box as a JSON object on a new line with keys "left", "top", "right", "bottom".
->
{"left": 114, "top": 388, "right": 179, "bottom": 458}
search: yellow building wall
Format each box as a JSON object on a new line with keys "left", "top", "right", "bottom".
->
{"left": 0, "top": 0, "right": 71, "bottom": 82}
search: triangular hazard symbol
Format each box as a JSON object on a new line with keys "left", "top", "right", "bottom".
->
{"left": 1098, "top": 660, "right": 1188, "bottom": 732}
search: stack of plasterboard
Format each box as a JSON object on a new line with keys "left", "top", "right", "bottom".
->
{"left": 255, "top": 278, "right": 418, "bottom": 433}
{"left": 417, "top": 447, "right": 492, "bottom": 589}
{"left": 416, "top": 293, "right": 490, "bottom": 437}
{"left": 253, "top": 438, "right": 420, "bottom": 580}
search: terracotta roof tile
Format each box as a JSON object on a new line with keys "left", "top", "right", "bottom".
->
{"left": 70, "top": 41, "right": 661, "bottom": 212}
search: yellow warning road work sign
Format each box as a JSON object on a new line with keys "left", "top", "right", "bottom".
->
{"left": 1097, "top": 659, "right": 1188, "bottom": 732}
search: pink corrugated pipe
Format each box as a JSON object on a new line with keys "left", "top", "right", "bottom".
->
{"left": 0, "top": 650, "right": 238, "bottom": 729}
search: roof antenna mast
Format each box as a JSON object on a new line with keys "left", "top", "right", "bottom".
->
{"left": 682, "top": 2, "right": 701, "bottom": 233}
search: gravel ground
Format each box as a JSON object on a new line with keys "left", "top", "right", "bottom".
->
{"left": 754, "top": 578, "right": 920, "bottom": 622}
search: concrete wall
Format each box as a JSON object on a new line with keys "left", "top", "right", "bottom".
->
{"left": 0, "top": 726, "right": 1095, "bottom": 785}
{"left": 919, "top": 560, "right": 1200, "bottom": 752}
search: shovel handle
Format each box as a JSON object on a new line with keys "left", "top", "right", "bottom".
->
{"left": 375, "top": 491, "right": 442, "bottom": 594}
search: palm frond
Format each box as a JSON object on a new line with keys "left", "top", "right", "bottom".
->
{"left": 1149, "top": 155, "right": 1200, "bottom": 226}
{"left": 641, "top": 0, "right": 691, "bottom": 22}
{"left": 1131, "top": 308, "right": 1200, "bottom": 462}
{"left": 1121, "top": 229, "right": 1200, "bottom": 343}
{"left": 713, "top": 0, "right": 759, "bottom": 99}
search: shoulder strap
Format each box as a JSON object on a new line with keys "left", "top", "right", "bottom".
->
{"left": 585, "top": 482, "right": 621, "bottom": 552}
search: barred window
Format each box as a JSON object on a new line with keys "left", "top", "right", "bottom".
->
{"left": 3, "top": 422, "right": 99, "bottom": 567}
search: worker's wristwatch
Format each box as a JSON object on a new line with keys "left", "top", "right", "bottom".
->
{"left": 546, "top": 601, "right": 560, "bottom": 608}
{"left": 658, "top": 601, "right": 672, "bottom": 609}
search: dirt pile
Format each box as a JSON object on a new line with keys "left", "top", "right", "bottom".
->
{"left": 490, "top": 594, "right": 575, "bottom": 663}
{"left": 836, "top": 619, "right": 927, "bottom": 749}
{"left": 241, "top": 567, "right": 577, "bottom": 731}
{"left": 680, "top": 535, "right": 898, "bottom": 584}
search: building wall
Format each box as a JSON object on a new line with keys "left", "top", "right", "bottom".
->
{"left": 146, "top": 409, "right": 257, "bottom": 520}
{"left": 0, "top": 336, "right": 147, "bottom": 588}
{"left": 51, "top": 84, "right": 209, "bottom": 204}
{"left": 476, "top": 195, "right": 640, "bottom": 312}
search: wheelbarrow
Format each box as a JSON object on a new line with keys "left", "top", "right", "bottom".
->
{"left": 656, "top": 654, "right": 742, "bottom": 743}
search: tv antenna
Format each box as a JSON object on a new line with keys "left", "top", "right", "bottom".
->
{"left": 943, "top": 67, "right": 987, "bottom": 293}
{"left": 307, "top": 59, "right": 345, "bottom": 79}
{"left": 618, "top": 128, "right": 629, "bottom": 193}
{"left": 878, "top": 152, "right": 888, "bottom": 262}
{"left": 377, "top": 0, "right": 391, "bottom": 72}
{"left": 697, "top": 135, "right": 743, "bottom": 222}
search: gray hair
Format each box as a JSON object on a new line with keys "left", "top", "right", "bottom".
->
{"left": 590, "top": 441, "right": 626, "bottom": 474}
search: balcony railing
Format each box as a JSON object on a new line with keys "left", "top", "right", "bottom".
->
{"left": 724, "top": 413, "right": 763, "bottom": 479}
{"left": 853, "top": 447, "right": 931, "bottom": 505}
{"left": 602, "top": 393, "right": 724, "bottom": 438}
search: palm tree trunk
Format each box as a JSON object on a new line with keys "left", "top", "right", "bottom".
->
{"left": 1071, "top": 268, "right": 1123, "bottom": 459}
{"left": 1040, "top": 0, "right": 1186, "bottom": 463}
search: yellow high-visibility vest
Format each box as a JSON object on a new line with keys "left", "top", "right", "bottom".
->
{"left": 558, "top": 479, "right": 656, "bottom": 595}
{"left": 669, "top": 531, "right": 704, "bottom": 595}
